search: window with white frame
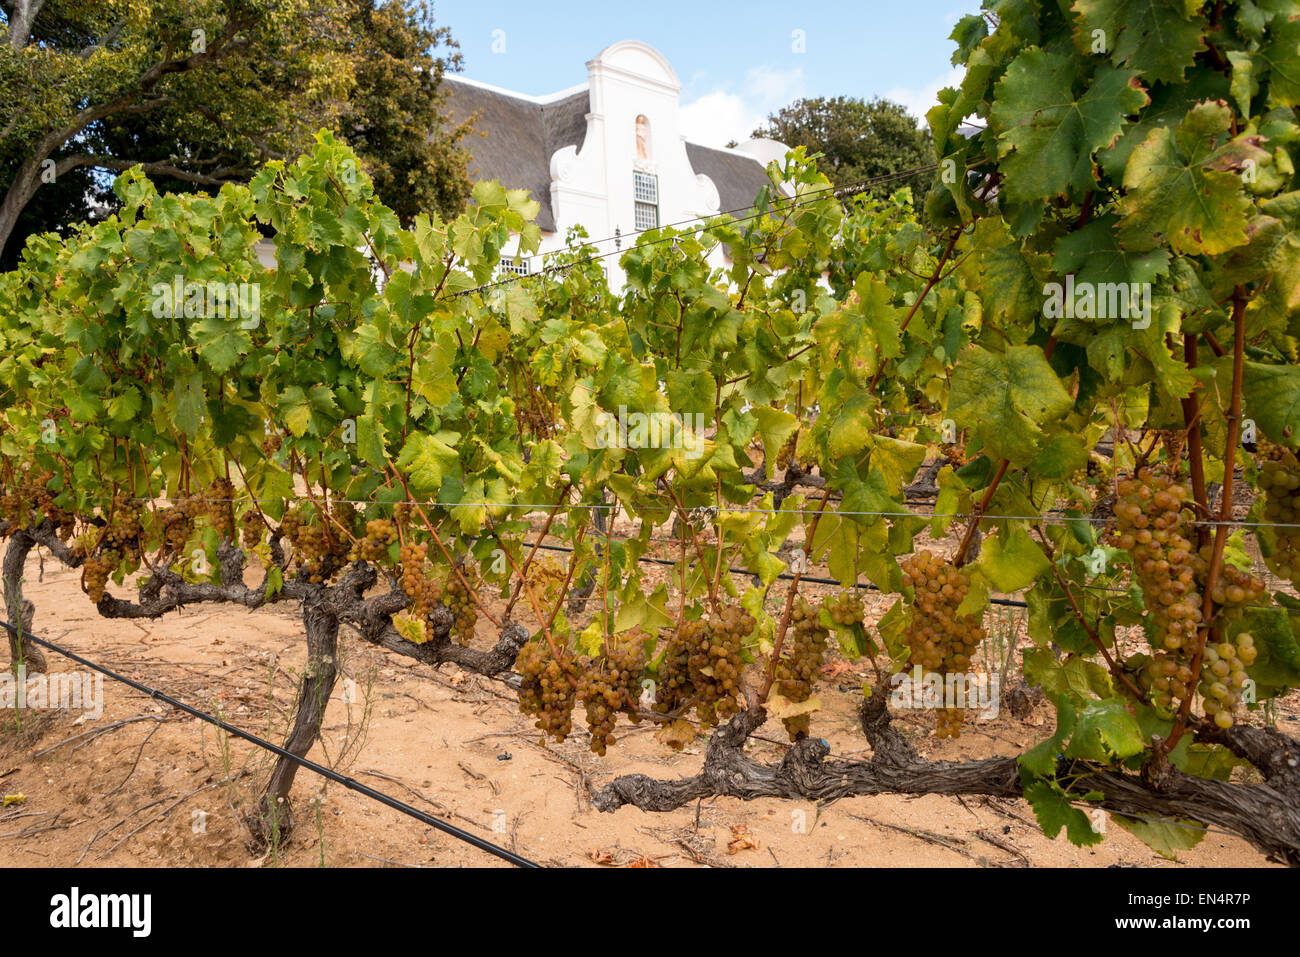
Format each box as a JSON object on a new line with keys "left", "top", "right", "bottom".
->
{"left": 499, "top": 257, "right": 530, "bottom": 277}
{"left": 633, "top": 170, "right": 658, "bottom": 231}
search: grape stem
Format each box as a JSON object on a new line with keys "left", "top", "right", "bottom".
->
{"left": 501, "top": 482, "right": 571, "bottom": 619}
{"left": 1164, "top": 287, "right": 1248, "bottom": 757}
{"left": 1181, "top": 332, "right": 1213, "bottom": 547}
{"left": 1034, "top": 528, "right": 1146, "bottom": 701}
{"left": 954, "top": 458, "right": 1009, "bottom": 567}
{"left": 488, "top": 516, "right": 578, "bottom": 690}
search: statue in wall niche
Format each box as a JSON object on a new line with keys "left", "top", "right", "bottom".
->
{"left": 635, "top": 114, "right": 650, "bottom": 165}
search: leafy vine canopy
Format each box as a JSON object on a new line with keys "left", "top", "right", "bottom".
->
{"left": 1, "top": 0, "right": 1299, "bottom": 860}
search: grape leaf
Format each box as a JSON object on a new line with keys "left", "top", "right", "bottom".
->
{"left": 1071, "top": 0, "right": 1206, "bottom": 83}
{"left": 1110, "top": 813, "right": 1205, "bottom": 859}
{"left": 1260, "top": 6, "right": 1300, "bottom": 107}
{"left": 1119, "top": 101, "right": 1263, "bottom": 256}
{"left": 1241, "top": 361, "right": 1300, "bottom": 447}
{"left": 1064, "top": 699, "right": 1146, "bottom": 761}
{"left": 1052, "top": 214, "right": 1171, "bottom": 287}
{"left": 974, "top": 525, "right": 1052, "bottom": 592}
{"left": 1022, "top": 777, "right": 1106, "bottom": 847}
{"left": 948, "top": 345, "right": 1073, "bottom": 466}
{"left": 991, "top": 51, "right": 1148, "bottom": 201}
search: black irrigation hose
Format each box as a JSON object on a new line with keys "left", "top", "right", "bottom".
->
{"left": 0, "top": 619, "right": 541, "bottom": 869}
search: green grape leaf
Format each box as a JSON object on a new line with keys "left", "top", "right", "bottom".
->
{"left": 169, "top": 372, "right": 205, "bottom": 438}
{"left": 1070, "top": 0, "right": 1206, "bottom": 84}
{"left": 1119, "top": 102, "right": 1264, "bottom": 256}
{"left": 396, "top": 431, "right": 460, "bottom": 493}
{"left": 1021, "top": 777, "right": 1106, "bottom": 847}
{"left": 751, "top": 406, "right": 799, "bottom": 469}
{"left": 1064, "top": 698, "right": 1146, "bottom": 761}
{"left": 1052, "top": 215, "right": 1171, "bottom": 287}
{"left": 1236, "top": 600, "right": 1300, "bottom": 695}
{"left": 1241, "top": 361, "right": 1300, "bottom": 447}
{"left": 1260, "top": 7, "right": 1300, "bottom": 107}
{"left": 991, "top": 51, "right": 1148, "bottom": 202}
{"left": 974, "top": 525, "right": 1052, "bottom": 592}
{"left": 1110, "top": 814, "right": 1205, "bottom": 859}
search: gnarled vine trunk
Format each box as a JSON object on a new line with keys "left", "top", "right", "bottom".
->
{"left": 4, "top": 527, "right": 45, "bottom": 673}
{"left": 249, "top": 598, "right": 340, "bottom": 847}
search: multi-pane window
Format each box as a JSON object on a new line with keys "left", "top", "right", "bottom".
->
{"left": 634, "top": 201, "right": 658, "bottom": 231}
{"left": 633, "top": 170, "right": 659, "bottom": 231}
{"left": 633, "top": 170, "right": 658, "bottom": 203}
{"left": 499, "top": 257, "right": 530, "bottom": 277}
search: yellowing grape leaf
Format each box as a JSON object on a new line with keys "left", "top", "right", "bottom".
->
{"left": 1119, "top": 101, "right": 1265, "bottom": 256}
{"left": 947, "top": 345, "right": 1073, "bottom": 466}
{"left": 765, "top": 691, "right": 821, "bottom": 720}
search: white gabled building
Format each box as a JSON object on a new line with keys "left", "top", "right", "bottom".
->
{"left": 442, "top": 40, "right": 789, "bottom": 290}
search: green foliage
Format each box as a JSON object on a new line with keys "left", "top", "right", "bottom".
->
{"left": 0, "top": 0, "right": 472, "bottom": 266}
{"left": 752, "top": 96, "right": 936, "bottom": 205}
{"left": 1, "top": 0, "right": 1298, "bottom": 861}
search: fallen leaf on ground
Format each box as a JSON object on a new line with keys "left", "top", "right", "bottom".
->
{"left": 822, "top": 660, "right": 855, "bottom": 680}
{"left": 587, "top": 846, "right": 617, "bottom": 865}
{"left": 728, "top": 825, "right": 760, "bottom": 854}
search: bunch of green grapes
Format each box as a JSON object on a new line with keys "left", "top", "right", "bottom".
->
{"left": 399, "top": 542, "right": 445, "bottom": 619}
{"left": 774, "top": 595, "right": 830, "bottom": 740}
{"left": 355, "top": 518, "right": 397, "bottom": 564}
{"left": 25, "top": 469, "right": 75, "bottom": 539}
{"left": 652, "top": 628, "right": 693, "bottom": 716}
{"left": 517, "top": 638, "right": 578, "bottom": 743}
{"left": 899, "top": 549, "right": 987, "bottom": 739}
{"left": 576, "top": 635, "right": 646, "bottom": 755}
{"left": 824, "top": 589, "right": 864, "bottom": 627}
{"left": 1200, "top": 632, "right": 1259, "bottom": 729}
{"left": 1109, "top": 469, "right": 1221, "bottom": 719}
{"left": 159, "top": 493, "right": 206, "bottom": 559}
{"left": 260, "top": 432, "right": 283, "bottom": 458}
{"left": 1208, "top": 562, "right": 1266, "bottom": 625}
{"left": 1258, "top": 444, "right": 1300, "bottom": 585}
{"left": 280, "top": 507, "right": 347, "bottom": 584}
{"left": 83, "top": 548, "right": 120, "bottom": 603}
{"left": 103, "top": 494, "right": 143, "bottom": 568}
{"left": 205, "top": 478, "right": 236, "bottom": 542}
{"left": 444, "top": 563, "right": 479, "bottom": 644}
{"left": 654, "top": 606, "right": 752, "bottom": 728}
{"left": 0, "top": 468, "right": 66, "bottom": 534}
{"left": 240, "top": 509, "right": 264, "bottom": 550}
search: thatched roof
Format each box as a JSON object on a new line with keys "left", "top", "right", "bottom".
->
{"left": 443, "top": 76, "right": 589, "bottom": 232}
{"left": 442, "top": 75, "right": 776, "bottom": 232}
{"left": 684, "top": 143, "right": 774, "bottom": 216}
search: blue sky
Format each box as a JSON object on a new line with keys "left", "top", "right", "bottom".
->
{"left": 433, "top": 1, "right": 978, "bottom": 147}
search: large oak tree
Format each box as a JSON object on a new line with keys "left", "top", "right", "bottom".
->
{"left": 0, "top": 0, "right": 473, "bottom": 266}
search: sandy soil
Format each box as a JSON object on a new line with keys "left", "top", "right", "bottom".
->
{"left": 1, "top": 527, "right": 1294, "bottom": 870}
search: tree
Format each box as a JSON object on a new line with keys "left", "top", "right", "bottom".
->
{"left": 0, "top": 0, "right": 472, "bottom": 267}
{"left": 753, "top": 96, "right": 934, "bottom": 203}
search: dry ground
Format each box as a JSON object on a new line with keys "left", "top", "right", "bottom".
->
{"left": 1, "top": 521, "right": 1295, "bottom": 869}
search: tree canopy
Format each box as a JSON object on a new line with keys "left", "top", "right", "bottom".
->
{"left": 753, "top": 95, "right": 935, "bottom": 204}
{"left": 0, "top": 0, "right": 473, "bottom": 266}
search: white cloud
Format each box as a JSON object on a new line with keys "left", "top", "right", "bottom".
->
{"left": 884, "top": 66, "right": 966, "bottom": 127}
{"left": 679, "top": 65, "right": 805, "bottom": 148}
